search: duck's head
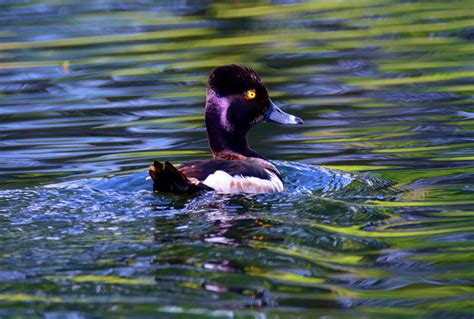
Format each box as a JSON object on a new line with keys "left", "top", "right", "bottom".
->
{"left": 206, "top": 64, "right": 302, "bottom": 130}
{"left": 205, "top": 65, "right": 303, "bottom": 158}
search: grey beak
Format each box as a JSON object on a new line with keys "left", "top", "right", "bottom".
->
{"left": 265, "top": 100, "right": 303, "bottom": 125}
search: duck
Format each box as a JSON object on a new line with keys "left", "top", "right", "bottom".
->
{"left": 149, "top": 64, "right": 303, "bottom": 194}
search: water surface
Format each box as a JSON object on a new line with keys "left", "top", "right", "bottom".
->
{"left": 1, "top": 1, "right": 473, "bottom": 318}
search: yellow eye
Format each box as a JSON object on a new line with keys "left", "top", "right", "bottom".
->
{"left": 246, "top": 89, "right": 256, "bottom": 99}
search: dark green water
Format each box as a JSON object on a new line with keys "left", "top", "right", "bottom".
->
{"left": 1, "top": 1, "right": 473, "bottom": 318}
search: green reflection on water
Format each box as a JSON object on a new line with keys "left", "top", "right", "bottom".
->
{"left": 1, "top": 0, "right": 474, "bottom": 317}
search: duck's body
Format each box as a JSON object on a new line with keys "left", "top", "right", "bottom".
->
{"left": 149, "top": 65, "right": 303, "bottom": 194}
{"left": 177, "top": 159, "right": 282, "bottom": 193}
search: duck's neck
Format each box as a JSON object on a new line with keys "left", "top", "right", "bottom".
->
{"left": 205, "top": 97, "right": 264, "bottom": 160}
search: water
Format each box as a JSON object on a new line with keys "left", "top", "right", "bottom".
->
{"left": 1, "top": 0, "right": 473, "bottom": 317}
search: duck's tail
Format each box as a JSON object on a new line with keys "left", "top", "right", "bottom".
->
{"left": 148, "top": 161, "right": 211, "bottom": 194}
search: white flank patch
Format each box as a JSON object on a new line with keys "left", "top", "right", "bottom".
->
{"left": 202, "top": 170, "right": 284, "bottom": 194}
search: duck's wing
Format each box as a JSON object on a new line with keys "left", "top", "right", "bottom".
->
{"left": 149, "top": 161, "right": 212, "bottom": 194}
{"left": 179, "top": 160, "right": 284, "bottom": 194}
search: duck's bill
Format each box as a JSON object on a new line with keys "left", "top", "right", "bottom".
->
{"left": 265, "top": 100, "right": 303, "bottom": 125}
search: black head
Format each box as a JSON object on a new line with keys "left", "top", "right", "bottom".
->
{"left": 207, "top": 65, "right": 269, "bottom": 131}
{"left": 208, "top": 65, "right": 264, "bottom": 97}
{"left": 207, "top": 65, "right": 302, "bottom": 132}
{"left": 205, "top": 64, "right": 303, "bottom": 158}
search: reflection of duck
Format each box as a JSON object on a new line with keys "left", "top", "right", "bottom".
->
{"left": 149, "top": 65, "right": 303, "bottom": 194}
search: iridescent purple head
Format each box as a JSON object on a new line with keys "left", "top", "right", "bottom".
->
{"left": 206, "top": 65, "right": 302, "bottom": 132}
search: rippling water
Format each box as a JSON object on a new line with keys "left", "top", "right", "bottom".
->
{"left": 1, "top": 1, "right": 473, "bottom": 317}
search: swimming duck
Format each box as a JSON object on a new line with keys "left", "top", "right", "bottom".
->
{"left": 149, "top": 64, "right": 303, "bottom": 194}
